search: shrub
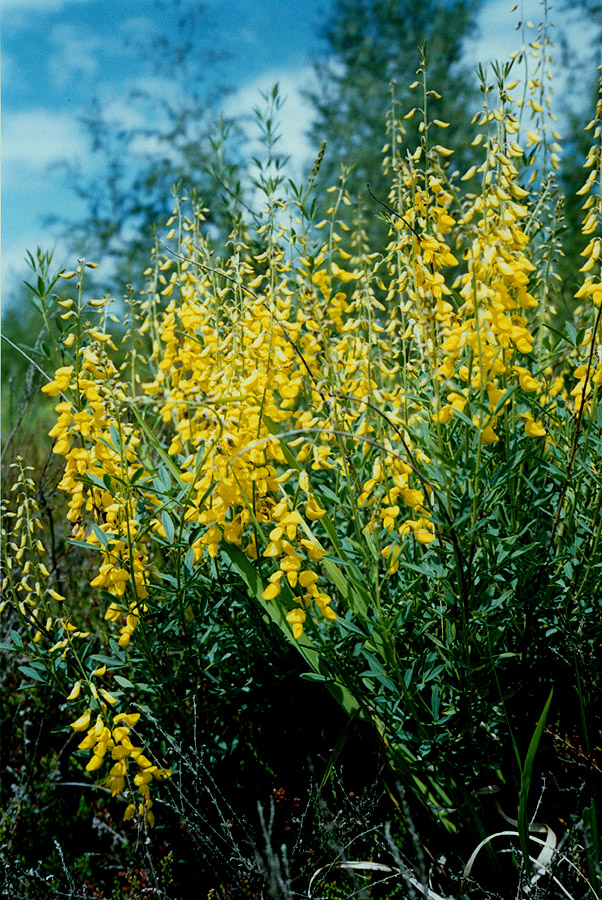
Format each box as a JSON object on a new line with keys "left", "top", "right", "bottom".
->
{"left": 2, "top": 56, "right": 601, "bottom": 899}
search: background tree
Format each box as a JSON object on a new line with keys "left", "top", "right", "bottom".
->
{"left": 50, "top": 0, "right": 485, "bottom": 289}
{"left": 306, "top": 0, "right": 482, "bottom": 226}
{"left": 51, "top": 0, "right": 243, "bottom": 297}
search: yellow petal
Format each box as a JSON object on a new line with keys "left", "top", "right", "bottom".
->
{"left": 70, "top": 710, "right": 91, "bottom": 732}
{"left": 66, "top": 681, "right": 82, "bottom": 701}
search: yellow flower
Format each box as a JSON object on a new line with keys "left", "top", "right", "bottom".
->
{"left": 66, "top": 681, "right": 82, "bottom": 700}
{"left": 305, "top": 497, "right": 326, "bottom": 521}
{"left": 113, "top": 712, "right": 140, "bottom": 727}
{"left": 481, "top": 425, "right": 499, "bottom": 444}
{"left": 123, "top": 803, "right": 136, "bottom": 821}
{"left": 286, "top": 607, "right": 306, "bottom": 640}
{"left": 413, "top": 519, "right": 435, "bottom": 544}
{"left": 70, "top": 710, "right": 92, "bottom": 732}
{"left": 262, "top": 580, "right": 282, "bottom": 601}
{"left": 330, "top": 262, "right": 356, "bottom": 283}
{"left": 520, "top": 412, "right": 546, "bottom": 437}
{"left": 400, "top": 488, "right": 424, "bottom": 508}
{"left": 78, "top": 732, "right": 97, "bottom": 750}
{"left": 514, "top": 366, "right": 540, "bottom": 393}
{"left": 41, "top": 366, "right": 74, "bottom": 397}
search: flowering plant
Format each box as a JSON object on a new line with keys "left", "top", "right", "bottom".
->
{"left": 2, "top": 57, "right": 601, "bottom": 894}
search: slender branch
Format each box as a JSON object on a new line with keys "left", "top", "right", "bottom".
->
{"left": 1, "top": 334, "right": 53, "bottom": 383}
{"left": 210, "top": 169, "right": 262, "bottom": 225}
{"left": 549, "top": 299, "right": 602, "bottom": 547}
{"left": 366, "top": 184, "right": 422, "bottom": 241}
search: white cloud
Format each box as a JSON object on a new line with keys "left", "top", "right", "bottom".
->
{"left": 2, "top": 0, "right": 94, "bottom": 27}
{"left": 3, "top": 72, "right": 203, "bottom": 200}
{"left": 118, "top": 15, "right": 158, "bottom": 42}
{"left": 48, "top": 23, "right": 103, "bottom": 89}
{"left": 2, "top": 108, "right": 89, "bottom": 169}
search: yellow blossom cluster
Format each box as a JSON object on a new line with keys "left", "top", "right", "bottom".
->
{"left": 380, "top": 102, "right": 548, "bottom": 446}
{"left": 70, "top": 708, "right": 171, "bottom": 827}
{"left": 0, "top": 459, "right": 164, "bottom": 824}
{"left": 36, "top": 333, "right": 165, "bottom": 821}
{"left": 572, "top": 85, "right": 602, "bottom": 412}
{"left": 137, "top": 237, "right": 348, "bottom": 634}
{"left": 43, "top": 345, "right": 150, "bottom": 648}
{"left": 0, "top": 461, "right": 67, "bottom": 640}
{"left": 24, "top": 65, "right": 601, "bottom": 831}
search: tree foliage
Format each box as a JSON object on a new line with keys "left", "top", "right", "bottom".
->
{"left": 51, "top": 0, "right": 240, "bottom": 296}
{"left": 306, "top": 0, "right": 482, "bottom": 211}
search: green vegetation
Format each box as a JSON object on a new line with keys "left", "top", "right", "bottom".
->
{"left": 307, "top": 0, "right": 481, "bottom": 219}
{"left": 2, "top": 7, "right": 602, "bottom": 900}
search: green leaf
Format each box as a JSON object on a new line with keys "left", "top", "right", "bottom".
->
{"left": 130, "top": 405, "right": 187, "bottom": 491}
{"left": 24, "top": 280, "right": 41, "bottom": 299}
{"left": 161, "top": 511, "right": 175, "bottom": 545}
{"left": 583, "top": 800, "right": 602, "bottom": 894}
{"left": 91, "top": 523, "right": 109, "bottom": 548}
{"left": 109, "top": 640, "right": 126, "bottom": 662}
{"left": 19, "top": 665, "right": 46, "bottom": 682}
{"left": 362, "top": 651, "right": 385, "bottom": 676}
{"left": 77, "top": 472, "right": 106, "bottom": 490}
{"left": 68, "top": 538, "right": 104, "bottom": 553}
{"left": 336, "top": 616, "right": 366, "bottom": 637}
{"left": 10, "top": 630, "right": 23, "bottom": 649}
{"left": 109, "top": 422, "right": 122, "bottom": 454}
{"left": 26, "top": 660, "right": 47, "bottom": 672}
{"left": 91, "top": 654, "right": 124, "bottom": 668}
{"left": 518, "top": 687, "right": 553, "bottom": 871}
{"left": 130, "top": 467, "right": 148, "bottom": 485}
{"left": 184, "top": 547, "right": 195, "bottom": 571}
{"left": 565, "top": 321, "right": 577, "bottom": 345}
{"left": 431, "top": 686, "right": 441, "bottom": 721}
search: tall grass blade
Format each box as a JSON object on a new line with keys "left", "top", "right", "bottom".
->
{"left": 518, "top": 687, "right": 553, "bottom": 872}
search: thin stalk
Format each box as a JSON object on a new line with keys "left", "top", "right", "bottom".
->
{"left": 549, "top": 300, "right": 602, "bottom": 548}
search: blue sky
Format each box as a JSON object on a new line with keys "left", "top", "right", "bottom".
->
{"left": 2, "top": 0, "right": 596, "bottom": 307}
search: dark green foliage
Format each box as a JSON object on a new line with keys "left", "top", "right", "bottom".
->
{"left": 2, "top": 5, "right": 602, "bottom": 898}
{"left": 306, "top": 0, "right": 481, "bottom": 214}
